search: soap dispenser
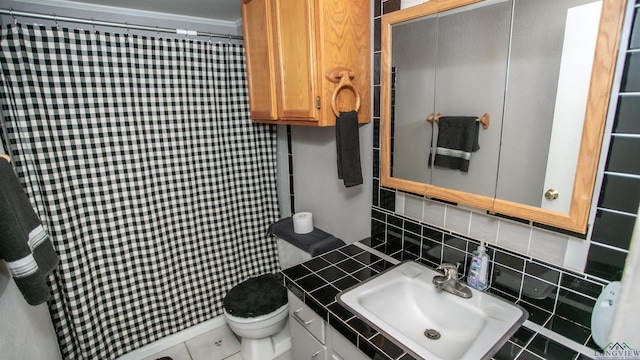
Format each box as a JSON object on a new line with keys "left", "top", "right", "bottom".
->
{"left": 467, "top": 242, "right": 489, "bottom": 290}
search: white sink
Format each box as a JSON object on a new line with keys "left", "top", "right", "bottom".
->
{"left": 337, "top": 261, "right": 527, "bottom": 360}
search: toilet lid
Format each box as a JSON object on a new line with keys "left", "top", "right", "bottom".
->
{"left": 223, "top": 273, "right": 287, "bottom": 318}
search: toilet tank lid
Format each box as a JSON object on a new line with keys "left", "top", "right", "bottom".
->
{"left": 223, "top": 273, "right": 287, "bottom": 318}
{"left": 267, "top": 217, "right": 345, "bottom": 256}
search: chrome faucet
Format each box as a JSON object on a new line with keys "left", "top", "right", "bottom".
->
{"left": 432, "top": 263, "right": 472, "bottom": 298}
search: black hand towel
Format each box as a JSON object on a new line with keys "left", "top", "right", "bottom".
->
{"left": 431, "top": 116, "right": 480, "bottom": 173}
{"left": 336, "top": 110, "right": 363, "bottom": 187}
{"left": 0, "top": 159, "right": 59, "bottom": 305}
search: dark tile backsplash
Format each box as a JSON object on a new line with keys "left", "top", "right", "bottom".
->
{"left": 614, "top": 95, "right": 640, "bottom": 134}
{"left": 621, "top": 52, "right": 640, "bottom": 91}
{"left": 585, "top": 244, "right": 627, "bottom": 281}
{"left": 630, "top": 7, "right": 640, "bottom": 49}
{"left": 378, "top": 188, "right": 396, "bottom": 211}
{"left": 598, "top": 174, "right": 640, "bottom": 214}
{"left": 382, "top": 0, "right": 401, "bottom": 14}
{"left": 582, "top": 3, "right": 640, "bottom": 280}
{"left": 591, "top": 209, "right": 636, "bottom": 249}
{"left": 374, "top": 0, "right": 382, "bottom": 18}
{"left": 374, "top": 18, "right": 381, "bottom": 53}
{"left": 605, "top": 136, "right": 640, "bottom": 175}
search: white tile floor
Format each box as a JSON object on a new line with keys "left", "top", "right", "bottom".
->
{"left": 143, "top": 324, "right": 242, "bottom": 360}
{"left": 143, "top": 323, "right": 291, "bottom": 360}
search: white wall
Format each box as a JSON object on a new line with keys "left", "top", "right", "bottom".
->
{"left": 285, "top": 0, "right": 374, "bottom": 244}
{"left": 290, "top": 125, "right": 373, "bottom": 243}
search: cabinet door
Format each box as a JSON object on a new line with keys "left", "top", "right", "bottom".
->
{"left": 316, "top": 0, "right": 371, "bottom": 126}
{"left": 272, "top": 0, "right": 318, "bottom": 121}
{"left": 291, "top": 315, "right": 327, "bottom": 360}
{"left": 241, "top": 0, "right": 278, "bottom": 120}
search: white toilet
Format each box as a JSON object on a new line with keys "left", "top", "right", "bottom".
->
{"left": 222, "top": 273, "right": 291, "bottom": 360}
{"left": 222, "top": 224, "right": 326, "bottom": 360}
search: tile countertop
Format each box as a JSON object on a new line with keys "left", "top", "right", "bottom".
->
{"left": 280, "top": 239, "right": 595, "bottom": 360}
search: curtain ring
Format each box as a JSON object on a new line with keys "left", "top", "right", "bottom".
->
{"left": 125, "top": 22, "right": 130, "bottom": 35}
{"left": 53, "top": 13, "right": 59, "bottom": 31}
{"left": 228, "top": 35, "right": 231, "bottom": 45}
{"left": 156, "top": 25, "right": 160, "bottom": 39}
{"left": 209, "top": 34, "right": 213, "bottom": 44}
{"left": 9, "top": 8, "right": 18, "bottom": 25}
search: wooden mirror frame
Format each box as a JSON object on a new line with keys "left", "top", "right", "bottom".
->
{"left": 380, "top": 0, "right": 625, "bottom": 233}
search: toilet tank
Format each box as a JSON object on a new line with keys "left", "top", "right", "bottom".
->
{"left": 276, "top": 237, "right": 312, "bottom": 270}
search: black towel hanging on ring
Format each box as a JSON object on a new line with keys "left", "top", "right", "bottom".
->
{"left": 335, "top": 110, "right": 363, "bottom": 187}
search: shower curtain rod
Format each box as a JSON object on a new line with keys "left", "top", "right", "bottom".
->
{"left": 0, "top": 8, "right": 244, "bottom": 40}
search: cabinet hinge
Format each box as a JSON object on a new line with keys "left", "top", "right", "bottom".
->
{"left": 315, "top": 96, "right": 321, "bottom": 109}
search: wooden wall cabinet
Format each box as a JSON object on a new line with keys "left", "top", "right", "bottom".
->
{"left": 241, "top": 0, "right": 371, "bottom": 126}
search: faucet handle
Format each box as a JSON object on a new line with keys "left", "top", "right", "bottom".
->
{"left": 437, "top": 263, "right": 459, "bottom": 277}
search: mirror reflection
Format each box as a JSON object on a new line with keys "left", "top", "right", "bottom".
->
{"left": 382, "top": 0, "right": 623, "bottom": 233}
{"left": 391, "top": 0, "right": 511, "bottom": 198}
{"left": 497, "top": 0, "right": 602, "bottom": 213}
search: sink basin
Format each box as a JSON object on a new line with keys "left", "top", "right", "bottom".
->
{"left": 337, "top": 261, "right": 527, "bottom": 360}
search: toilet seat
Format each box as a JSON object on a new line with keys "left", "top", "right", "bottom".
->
{"left": 223, "top": 273, "right": 291, "bottom": 360}
{"left": 224, "top": 303, "right": 289, "bottom": 325}
{"left": 223, "top": 273, "right": 287, "bottom": 318}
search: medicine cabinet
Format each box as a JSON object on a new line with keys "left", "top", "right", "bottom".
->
{"left": 380, "top": 0, "right": 625, "bottom": 233}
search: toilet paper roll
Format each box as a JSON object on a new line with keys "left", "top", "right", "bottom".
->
{"left": 293, "top": 212, "right": 314, "bottom": 234}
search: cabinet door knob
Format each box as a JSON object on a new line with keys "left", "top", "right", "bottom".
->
{"left": 312, "top": 350, "right": 321, "bottom": 359}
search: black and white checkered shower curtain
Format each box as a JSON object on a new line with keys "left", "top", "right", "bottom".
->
{"left": 0, "top": 24, "right": 280, "bottom": 359}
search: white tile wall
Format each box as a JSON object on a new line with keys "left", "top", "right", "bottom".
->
{"left": 394, "top": 193, "right": 591, "bottom": 272}
{"left": 422, "top": 199, "right": 446, "bottom": 227}
{"left": 529, "top": 228, "right": 569, "bottom": 267}
{"left": 404, "top": 194, "right": 425, "bottom": 220}
{"left": 496, "top": 219, "right": 532, "bottom": 255}
{"left": 394, "top": 192, "right": 406, "bottom": 216}
{"left": 469, "top": 211, "right": 499, "bottom": 244}
{"left": 564, "top": 237, "right": 592, "bottom": 272}
{"left": 444, "top": 205, "right": 471, "bottom": 236}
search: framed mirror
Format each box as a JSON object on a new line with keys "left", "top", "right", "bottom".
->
{"left": 380, "top": 0, "right": 625, "bottom": 233}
